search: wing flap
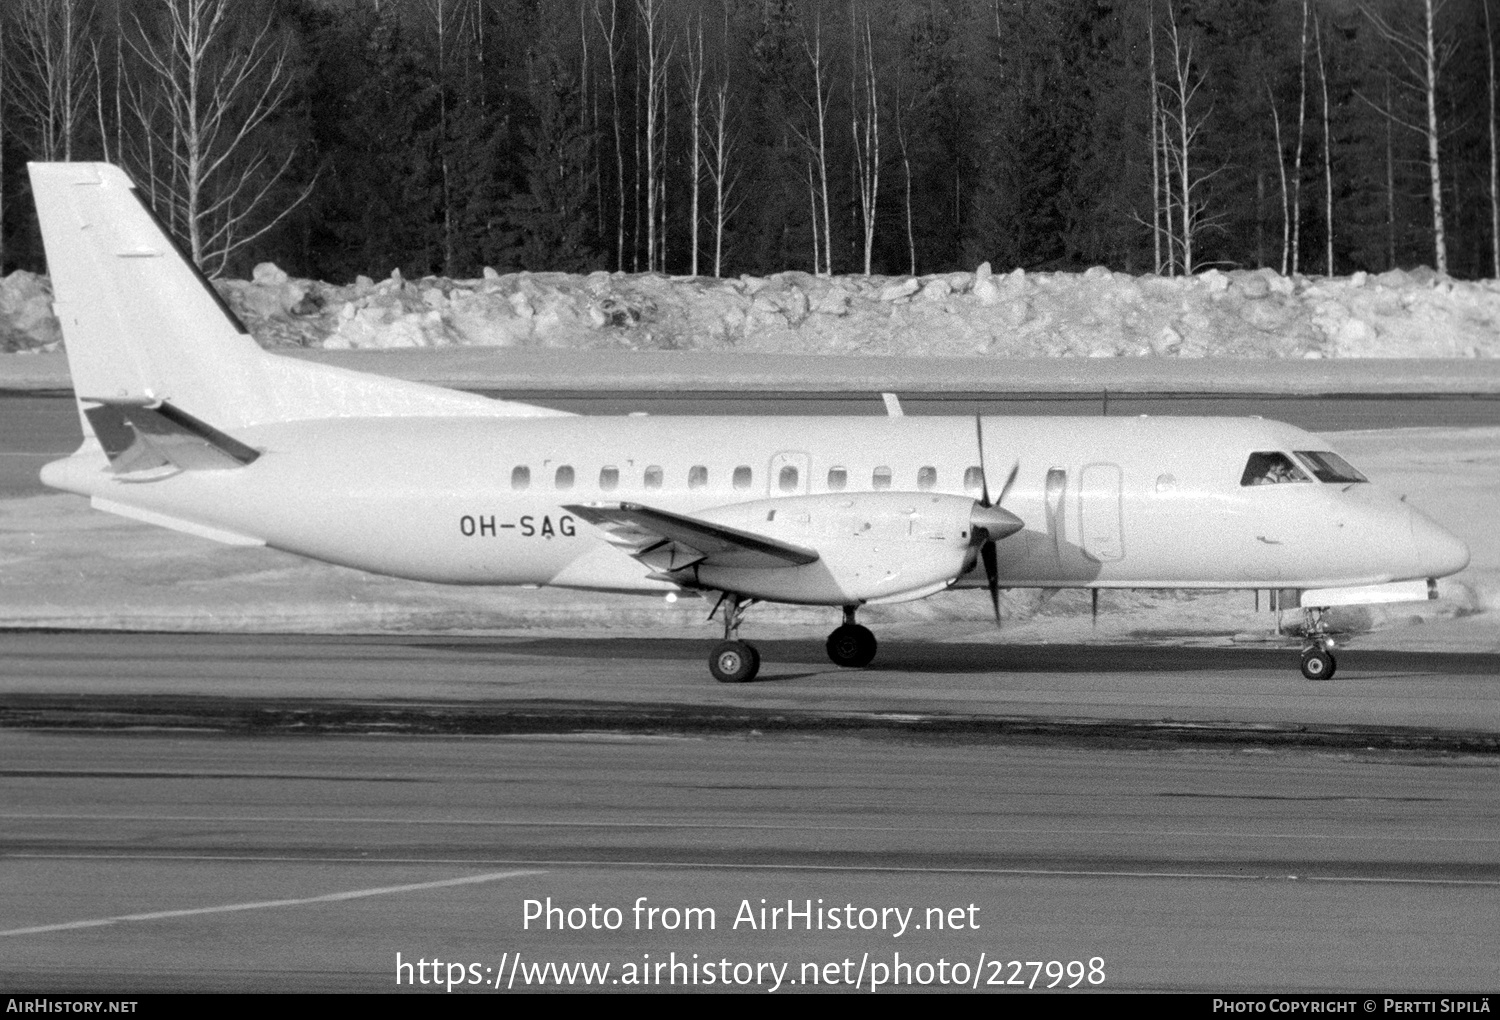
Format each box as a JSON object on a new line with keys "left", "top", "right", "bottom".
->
{"left": 565, "top": 502, "right": 819, "bottom": 572}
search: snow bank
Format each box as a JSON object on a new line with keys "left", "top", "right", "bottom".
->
{"left": 0, "top": 271, "right": 62, "bottom": 353}
{"left": 5, "top": 262, "right": 1500, "bottom": 359}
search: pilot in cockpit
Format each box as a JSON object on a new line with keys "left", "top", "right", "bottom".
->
{"left": 1241, "top": 451, "right": 1310, "bottom": 486}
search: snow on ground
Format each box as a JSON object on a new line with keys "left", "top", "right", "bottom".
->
{"left": 2, "top": 428, "right": 1493, "bottom": 652}
{"left": 4, "top": 262, "right": 1500, "bottom": 359}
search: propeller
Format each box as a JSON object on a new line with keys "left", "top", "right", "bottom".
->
{"left": 972, "top": 419, "right": 1024, "bottom": 626}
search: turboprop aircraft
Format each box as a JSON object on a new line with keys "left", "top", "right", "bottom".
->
{"left": 28, "top": 162, "right": 1471, "bottom": 683}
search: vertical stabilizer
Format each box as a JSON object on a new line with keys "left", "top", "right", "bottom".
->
{"left": 28, "top": 162, "right": 569, "bottom": 431}
{"left": 28, "top": 162, "right": 273, "bottom": 430}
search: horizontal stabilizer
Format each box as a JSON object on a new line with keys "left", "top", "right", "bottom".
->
{"left": 84, "top": 399, "right": 260, "bottom": 473}
{"left": 565, "top": 502, "right": 819, "bottom": 573}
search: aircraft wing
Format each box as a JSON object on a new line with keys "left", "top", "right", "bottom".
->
{"left": 564, "top": 502, "right": 820, "bottom": 573}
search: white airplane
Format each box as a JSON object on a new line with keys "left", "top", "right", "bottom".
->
{"left": 28, "top": 162, "right": 1471, "bottom": 683}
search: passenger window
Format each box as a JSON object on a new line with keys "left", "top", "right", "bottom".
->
{"left": 733, "top": 466, "right": 752, "bottom": 490}
{"left": 644, "top": 465, "right": 663, "bottom": 489}
{"left": 917, "top": 466, "right": 937, "bottom": 490}
{"left": 1240, "top": 452, "right": 1311, "bottom": 486}
{"left": 963, "top": 466, "right": 985, "bottom": 495}
{"left": 1294, "top": 451, "right": 1368, "bottom": 483}
{"left": 599, "top": 466, "right": 619, "bottom": 491}
{"left": 779, "top": 465, "right": 799, "bottom": 492}
{"left": 511, "top": 465, "right": 530, "bottom": 491}
{"left": 872, "top": 466, "right": 892, "bottom": 490}
{"left": 827, "top": 466, "right": 848, "bottom": 491}
{"left": 555, "top": 465, "right": 574, "bottom": 489}
{"left": 689, "top": 465, "right": 708, "bottom": 489}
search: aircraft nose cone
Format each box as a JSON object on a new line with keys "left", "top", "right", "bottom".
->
{"left": 972, "top": 503, "right": 1024, "bottom": 541}
{"left": 1409, "top": 508, "right": 1469, "bottom": 578}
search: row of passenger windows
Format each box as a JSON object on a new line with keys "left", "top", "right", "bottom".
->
{"left": 510, "top": 464, "right": 987, "bottom": 493}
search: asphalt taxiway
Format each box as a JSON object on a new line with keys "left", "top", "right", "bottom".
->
{"left": 2, "top": 631, "right": 1498, "bottom": 992}
{"left": 2, "top": 632, "right": 1498, "bottom": 742}
{"left": 3, "top": 728, "right": 1497, "bottom": 993}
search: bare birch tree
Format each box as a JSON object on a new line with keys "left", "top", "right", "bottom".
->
{"left": 424, "top": 0, "right": 464, "bottom": 276}
{"left": 595, "top": 0, "right": 625, "bottom": 271}
{"left": 1267, "top": 82, "right": 1290, "bottom": 275}
{"left": 791, "top": 7, "right": 834, "bottom": 277}
{"left": 1288, "top": 0, "right": 1309, "bottom": 274}
{"left": 0, "top": 12, "right": 6, "bottom": 272}
{"left": 1358, "top": 0, "right": 1454, "bottom": 274}
{"left": 9, "top": 0, "right": 96, "bottom": 163}
{"left": 125, "top": 0, "right": 306, "bottom": 276}
{"left": 1486, "top": 0, "right": 1499, "bottom": 278}
{"left": 895, "top": 72, "right": 914, "bottom": 276}
{"left": 703, "top": 11, "right": 739, "bottom": 278}
{"left": 1315, "top": 13, "right": 1333, "bottom": 276}
{"left": 635, "top": 0, "right": 670, "bottom": 272}
{"left": 805, "top": 159, "right": 821, "bottom": 274}
{"left": 1157, "top": 3, "right": 1214, "bottom": 275}
{"left": 1148, "top": 0, "right": 1164, "bottom": 273}
{"left": 89, "top": 39, "right": 107, "bottom": 161}
{"left": 849, "top": 6, "right": 879, "bottom": 276}
{"left": 685, "top": 11, "right": 705, "bottom": 276}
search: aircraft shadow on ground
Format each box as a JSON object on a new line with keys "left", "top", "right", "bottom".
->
{"left": 412, "top": 638, "right": 1500, "bottom": 677}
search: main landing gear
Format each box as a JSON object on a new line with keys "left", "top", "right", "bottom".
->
{"left": 1297, "top": 607, "right": 1337, "bottom": 681}
{"left": 709, "top": 594, "right": 761, "bottom": 683}
{"left": 826, "top": 605, "right": 877, "bottom": 668}
{"left": 706, "top": 598, "right": 881, "bottom": 682}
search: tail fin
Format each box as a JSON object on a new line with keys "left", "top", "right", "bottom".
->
{"left": 28, "top": 162, "right": 564, "bottom": 432}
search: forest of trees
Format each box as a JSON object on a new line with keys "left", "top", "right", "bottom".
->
{"left": 1, "top": 0, "right": 1498, "bottom": 283}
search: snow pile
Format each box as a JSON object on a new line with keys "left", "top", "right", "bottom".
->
{"left": 4, "top": 261, "right": 1500, "bottom": 358}
{"left": 0, "top": 271, "right": 62, "bottom": 353}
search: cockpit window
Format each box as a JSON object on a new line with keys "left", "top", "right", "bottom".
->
{"left": 1240, "top": 451, "right": 1311, "bottom": 486}
{"left": 1294, "top": 451, "right": 1368, "bottom": 483}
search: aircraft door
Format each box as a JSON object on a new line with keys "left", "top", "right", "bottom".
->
{"left": 768, "top": 451, "right": 812, "bottom": 496}
{"left": 1044, "top": 467, "right": 1067, "bottom": 562}
{"left": 1078, "top": 462, "right": 1124, "bottom": 562}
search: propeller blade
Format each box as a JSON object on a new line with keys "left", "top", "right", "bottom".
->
{"left": 997, "top": 460, "right": 1019, "bottom": 505}
{"left": 982, "top": 538, "right": 1001, "bottom": 625}
{"left": 974, "top": 417, "right": 992, "bottom": 507}
{"left": 1091, "top": 588, "right": 1099, "bottom": 628}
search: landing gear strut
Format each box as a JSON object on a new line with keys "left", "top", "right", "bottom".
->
{"left": 826, "top": 605, "right": 878, "bottom": 668}
{"left": 708, "top": 593, "right": 760, "bottom": 683}
{"left": 1297, "top": 607, "right": 1337, "bottom": 681}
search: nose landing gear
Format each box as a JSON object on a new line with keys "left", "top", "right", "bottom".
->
{"left": 826, "top": 605, "right": 877, "bottom": 668}
{"left": 1297, "top": 607, "right": 1337, "bottom": 681}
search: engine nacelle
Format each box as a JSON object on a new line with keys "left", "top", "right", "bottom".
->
{"left": 691, "top": 492, "right": 995, "bottom": 605}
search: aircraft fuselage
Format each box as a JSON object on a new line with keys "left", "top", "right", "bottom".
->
{"left": 42, "top": 412, "right": 1467, "bottom": 604}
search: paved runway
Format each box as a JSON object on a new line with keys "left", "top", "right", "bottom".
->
{"left": 2, "top": 632, "right": 1498, "bottom": 742}
{"left": 2, "top": 730, "right": 1496, "bottom": 992}
{"left": 2, "top": 634, "right": 1498, "bottom": 992}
